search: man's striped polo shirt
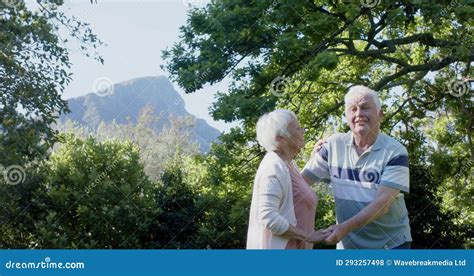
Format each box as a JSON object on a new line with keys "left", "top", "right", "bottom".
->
{"left": 302, "top": 132, "right": 412, "bottom": 249}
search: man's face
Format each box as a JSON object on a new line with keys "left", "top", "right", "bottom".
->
{"left": 345, "top": 94, "right": 382, "bottom": 136}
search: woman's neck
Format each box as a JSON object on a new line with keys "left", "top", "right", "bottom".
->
{"left": 273, "top": 149, "right": 295, "bottom": 164}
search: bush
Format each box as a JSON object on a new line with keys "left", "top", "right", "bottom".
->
{"left": 0, "top": 134, "right": 215, "bottom": 249}
{"left": 36, "top": 134, "right": 163, "bottom": 248}
{"left": 1, "top": 134, "right": 162, "bottom": 248}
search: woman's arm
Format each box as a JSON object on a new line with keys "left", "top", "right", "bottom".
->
{"left": 280, "top": 225, "right": 309, "bottom": 241}
{"left": 306, "top": 227, "right": 334, "bottom": 243}
{"left": 257, "top": 174, "right": 291, "bottom": 234}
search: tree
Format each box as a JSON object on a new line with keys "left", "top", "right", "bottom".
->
{"left": 406, "top": 162, "right": 470, "bottom": 249}
{"left": 56, "top": 106, "right": 200, "bottom": 181}
{"left": 0, "top": 0, "right": 102, "bottom": 166}
{"left": 163, "top": 0, "right": 473, "bottom": 248}
{"left": 153, "top": 159, "right": 205, "bottom": 248}
{"left": 163, "top": 0, "right": 472, "bottom": 128}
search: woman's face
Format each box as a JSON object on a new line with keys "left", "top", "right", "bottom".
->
{"left": 284, "top": 118, "right": 305, "bottom": 153}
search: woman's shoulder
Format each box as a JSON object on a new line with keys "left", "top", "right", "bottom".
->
{"left": 258, "top": 151, "right": 290, "bottom": 177}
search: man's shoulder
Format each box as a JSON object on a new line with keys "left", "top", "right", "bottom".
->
{"left": 380, "top": 133, "right": 408, "bottom": 155}
{"left": 327, "top": 132, "right": 350, "bottom": 145}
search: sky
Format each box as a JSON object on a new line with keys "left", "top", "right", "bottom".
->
{"left": 58, "top": 0, "right": 237, "bottom": 132}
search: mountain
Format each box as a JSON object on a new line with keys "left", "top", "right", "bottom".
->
{"left": 61, "top": 76, "right": 221, "bottom": 152}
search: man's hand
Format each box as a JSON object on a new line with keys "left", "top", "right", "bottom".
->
{"left": 306, "top": 226, "right": 334, "bottom": 243}
{"left": 305, "top": 228, "right": 329, "bottom": 243}
{"left": 324, "top": 224, "right": 349, "bottom": 244}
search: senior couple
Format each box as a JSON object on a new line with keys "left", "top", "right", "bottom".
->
{"left": 246, "top": 85, "right": 412, "bottom": 249}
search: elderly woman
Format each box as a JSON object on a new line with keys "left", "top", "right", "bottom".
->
{"left": 246, "top": 109, "right": 329, "bottom": 249}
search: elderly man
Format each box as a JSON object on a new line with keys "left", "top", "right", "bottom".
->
{"left": 302, "top": 85, "right": 412, "bottom": 249}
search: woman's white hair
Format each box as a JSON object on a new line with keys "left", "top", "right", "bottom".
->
{"left": 256, "top": 109, "right": 297, "bottom": 152}
{"left": 344, "top": 85, "right": 381, "bottom": 111}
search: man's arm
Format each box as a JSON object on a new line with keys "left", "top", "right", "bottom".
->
{"left": 325, "top": 185, "right": 400, "bottom": 244}
{"left": 302, "top": 140, "right": 331, "bottom": 186}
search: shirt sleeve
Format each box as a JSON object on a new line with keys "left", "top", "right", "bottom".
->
{"left": 257, "top": 175, "right": 290, "bottom": 235}
{"left": 380, "top": 146, "right": 410, "bottom": 193}
{"left": 301, "top": 144, "right": 331, "bottom": 184}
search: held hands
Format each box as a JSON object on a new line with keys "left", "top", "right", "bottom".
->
{"left": 324, "top": 224, "right": 349, "bottom": 244}
{"left": 305, "top": 224, "right": 349, "bottom": 244}
{"left": 288, "top": 224, "right": 348, "bottom": 244}
{"left": 305, "top": 226, "right": 334, "bottom": 244}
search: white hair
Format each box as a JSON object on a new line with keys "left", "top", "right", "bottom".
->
{"left": 256, "top": 109, "right": 297, "bottom": 152}
{"left": 344, "top": 85, "right": 381, "bottom": 112}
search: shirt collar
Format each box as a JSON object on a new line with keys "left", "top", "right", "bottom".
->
{"left": 345, "top": 131, "right": 384, "bottom": 151}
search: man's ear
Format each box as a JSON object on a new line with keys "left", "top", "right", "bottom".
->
{"left": 379, "top": 109, "right": 384, "bottom": 119}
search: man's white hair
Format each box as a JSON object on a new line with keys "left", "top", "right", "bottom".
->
{"left": 344, "top": 85, "right": 382, "bottom": 111}
{"left": 256, "top": 109, "right": 297, "bottom": 152}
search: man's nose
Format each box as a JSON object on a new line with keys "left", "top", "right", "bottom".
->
{"left": 354, "top": 107, "right": 362, "bottom": 117}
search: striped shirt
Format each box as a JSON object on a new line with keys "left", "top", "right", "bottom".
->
{"left": 302, "top": 132, "right": 412, "bottom": 249}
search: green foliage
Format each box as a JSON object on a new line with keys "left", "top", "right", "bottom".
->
{"left": 1, "top": 133, "right": 215, "bottom": 249}
{"left": 1, "top": 0, "right": 472, "bottom": 249}
{"left": 57, "top": 106, "right": 199, "bottom": 182}
{"left": 1, "top": 134, "right": 162, "bottom": 248}
{"left": 185, "top": 129, "right": 257, "bottom": 248}
{"left": 152, "top": 160, "right": 204, "bottom": 248}
{"left": 0, "top": 163, "right": 45, "bottom": 248}
{"left": 406, "top": 163, "right": 471, "bottom": 249}
{"left": 164, "top": 0, "right": 473, "bottom": 248}
{"left": 0, "top": 0, "right": 102, "bottom": 166}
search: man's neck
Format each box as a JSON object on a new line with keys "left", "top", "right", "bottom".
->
{"left": 353, "top": 130, "right": 379, "bottom": 155}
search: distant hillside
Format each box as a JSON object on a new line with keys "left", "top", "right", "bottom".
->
{"left": 61, "top": 76, "right": 221, "bottom": 152}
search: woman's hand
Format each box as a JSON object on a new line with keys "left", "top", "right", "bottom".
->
{"left": 280, "top": 225, "right": 309, "bottom": 241}
{"left": 306, "top": 226, "right": 334, "bottom": 243}
{"left": 311, "top": 138, "right": 327, "bottom": 156}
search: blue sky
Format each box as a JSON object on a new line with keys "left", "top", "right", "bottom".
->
{"left": 59, "top": 0, "right": 237, "bottom": 132}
